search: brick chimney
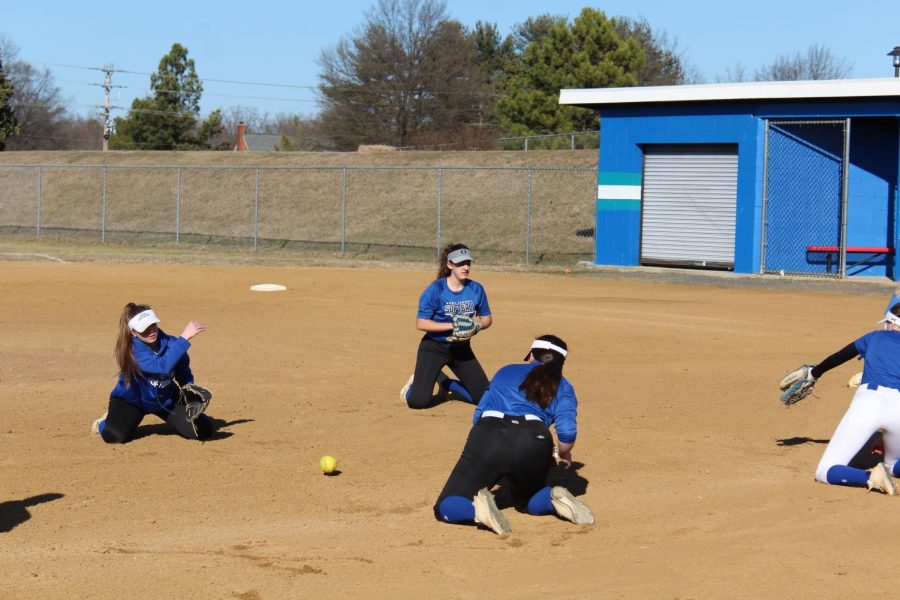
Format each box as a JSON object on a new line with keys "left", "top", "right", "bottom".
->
{"left": 234, "top": 121, "right": 248, "bottom": 151}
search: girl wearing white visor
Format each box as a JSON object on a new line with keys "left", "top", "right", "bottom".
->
{"left": 91, "top": 303, "right": 212, "bottom": 443}
{"left": 401, "top": 243, "right": 492, "bottom": 409}
{"left": 789, "top": 303, "right": 900, "bottom": 494}
{"left": 433, "top": 335, "right": 594, "bottom": 536}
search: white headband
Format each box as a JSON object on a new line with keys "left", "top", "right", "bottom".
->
{"left": 530, "top": 339, "right": 568, "bottom": 357}
{"left": 128, "top": 309, "right": 160, "bottom": 333}
{"left": 879, "top": 311, "right": 900, "bottom": 328}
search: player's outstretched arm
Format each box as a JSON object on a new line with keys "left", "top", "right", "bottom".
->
{"left": 181, "top": 320, "right": 207, "bottom": 341}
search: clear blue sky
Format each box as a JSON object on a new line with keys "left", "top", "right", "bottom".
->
{"left": 2, "top": 0, "right": 897, "bottom": 120}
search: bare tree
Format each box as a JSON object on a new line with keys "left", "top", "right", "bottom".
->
{"left": 612, "top": 16, "right": 696, "bottom": 86}
{"left": 715, "top": 63, "right": 749, "bottom": 83}
{"left": 0, "top": 34, "right": 103, "bottom": 150}
{"left": 753, "top": 44, "right": 852, "bottom": 81}
{"left": 317, "top": 0, "right": 489, "bottom": 149}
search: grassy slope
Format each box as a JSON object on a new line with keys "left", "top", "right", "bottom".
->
{"left": 0, "top": 150, "right": 599, "bottom": 265}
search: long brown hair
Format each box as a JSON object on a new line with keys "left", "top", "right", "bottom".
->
{"left": 115, "top": 302, "right": 151, "bottom": 386}
{"left": 437, "top": 242, "right": 470, "bottom": 280}
{"left": 519, "top": 335, "right": 568, "bottom": 409}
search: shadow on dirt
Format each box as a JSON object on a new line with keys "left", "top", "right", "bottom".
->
{"left": 0, "top": 493, "right": 64, "bottom": 533}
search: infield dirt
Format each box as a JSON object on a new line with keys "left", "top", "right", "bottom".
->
{"left": 2, "top": 256, "right": 897, "bottom": 598}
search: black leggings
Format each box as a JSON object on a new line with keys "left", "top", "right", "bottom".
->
{"left": 434, "top": 415, "right": 555, "bottom": 516}
{"left": 100, "top": 396, "right": 212, "bottom": 444}
{"left": 407, "top": 337, "right": 489, "bottom": 409}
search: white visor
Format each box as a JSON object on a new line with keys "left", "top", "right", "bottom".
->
{"left": 128, "top": 309, "right": 160, "bottom": 333}
{"left": 447, "top": 248, "right": 474, "bottom": 264}
{"left": 878, "top": 311, "right": 900, "bottom": 327}
{"left": 527, "top": 339, "right": 568, "bottom": 359}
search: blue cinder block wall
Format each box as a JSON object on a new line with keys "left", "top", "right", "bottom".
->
{"left": 595, "top": 102, "right": 900, "bottom": 277}
{"left": 596, "top": 105, "right": 760, "bottom": 272}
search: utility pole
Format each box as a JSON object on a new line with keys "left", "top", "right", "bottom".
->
{"left": 90, "top": 64, "right": 123, "bottom": 151}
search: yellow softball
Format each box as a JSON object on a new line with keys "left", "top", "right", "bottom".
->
{"left": 320, "top": 455, "right": 338, "bottom": 474}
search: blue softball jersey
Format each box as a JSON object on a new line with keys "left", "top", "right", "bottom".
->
{"left": 110, "top": 329, "right": 194, "bottom": 413}
{"left": 417, "top": 278, "right": 491, "bottom": 343}
{"left": 856, "top": 330, "right": 900, "bottom": 390}
{"left": 473, "top": 362, "right": 578, "bottom": 444}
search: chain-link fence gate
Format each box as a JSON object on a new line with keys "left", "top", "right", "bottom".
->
{"left": 0, "top": 164, "right": 597, "bottom": 267}
{"left": 761, "top": 118, "right": 849, "bottom": 277}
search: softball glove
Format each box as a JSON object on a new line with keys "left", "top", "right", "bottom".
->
{"left": 779, "top": 364, "right": 816, "bottom": 406}
{"left": 447, "top": 314, "right": 481, "bottom": 342}
{"left": 178, "top": 383, "right": 212, "bottom": 435}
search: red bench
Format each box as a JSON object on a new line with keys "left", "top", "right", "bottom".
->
{"left": 806, "top": 246, "right": 894, "bottom": 273}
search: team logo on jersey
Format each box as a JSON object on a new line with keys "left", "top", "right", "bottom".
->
{"left": 444, "top": 300, "right": 475, "bottom": 316}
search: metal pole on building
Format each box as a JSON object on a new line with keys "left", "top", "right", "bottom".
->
{"left": 839, "top": 118, "right": 852, "bottom": 278}
{"left": 760, "top": 120, "right": 770, "bottom": 273}
{"left": 889, "top": 47, "right": 900, "bottom": 78}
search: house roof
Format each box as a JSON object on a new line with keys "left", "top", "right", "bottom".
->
{"left": 559, "top": 77, "right": 900, "bottom": 108}
{"left": 245, "top": 133, "right": 287, "bottom": 151}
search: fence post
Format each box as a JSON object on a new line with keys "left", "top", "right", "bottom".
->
{"left": 101, "top": 166, "right": 108, "bottom": 243}
{"left": 436, "top": 167, "right": 443, "bottom": 259}
{"left": 175, "top": 167, "right": 181, "bottom": 245}
{"left": 839, "top": 118, "right": 852, "bottom": 278}
{"left": 36, "top": 166, "right": 42, "bottom": 238}
{"left": 524, "top": 137, "right": 529, "bottom": 151}
{"left": 525, "top": 169, "right": 533, "bottom": 264}
{"left": 571, "top": 134, "right": 575, "bottom": 150}
{"left": 760, "top": 120, "right": 770, "bottom": 274}
{"left": 341, "top": 167, "right": 347, "bottom": 257}
{"left": 254, "top": 167, "right": 260, "bottom": 250}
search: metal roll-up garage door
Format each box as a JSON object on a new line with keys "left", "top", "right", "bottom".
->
{"left": 641, "top": 145, "right": 738, "bottom": 269}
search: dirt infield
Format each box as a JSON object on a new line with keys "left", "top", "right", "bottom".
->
{"left": 2, "top": 258, "right": 898, "bottom": 598}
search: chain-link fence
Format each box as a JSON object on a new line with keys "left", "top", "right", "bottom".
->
{"left": 494, "top": 132, "right": 599, "bottom": 151}
{"left": 0, "top": 164, "right": 597, "bottom": 266}
{"left": 762, "top": 119, "right": 847, "bottom": 277}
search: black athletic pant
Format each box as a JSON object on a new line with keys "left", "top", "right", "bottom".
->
{"left": 407, "top": 337, "right": 489, "bottom": 409}
{"left": 434, "top": 415, "right": 555, "bottom": 517}
{"left": 100, "top": 396, "right": 212, "bottom": 444}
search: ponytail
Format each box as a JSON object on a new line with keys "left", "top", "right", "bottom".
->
{"left": 519, "top": 335, "right": 568, "bottom": 409}
{"left": 115, "top": 302, "right": 150, "bottom": 386}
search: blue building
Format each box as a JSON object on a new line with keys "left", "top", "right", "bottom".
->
{"left": 559, "top": 79, "right": 900, "bottom": 279}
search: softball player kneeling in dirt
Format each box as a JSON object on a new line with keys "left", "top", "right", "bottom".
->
{"left": 400, "top": 243, "right": 492, "bottom": 409}
{"left": 92, "top": 303, "right": 214, "bottom": 444}
{"left": 434, "top": 335, "right": 594, "bottom": 535}
{"left": 783, "top": 304, "right": 900, "bottom": 495}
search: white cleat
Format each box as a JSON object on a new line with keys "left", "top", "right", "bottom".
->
{"left": 867, "top": 463, "right": 897, "bottom": 496}
{"left": 399, "top": 374, "right": 414, "bottom": 404}
{"left": 473, "top": 488, "right": 510, "bottom": 536}
{"left": 91, "top": 412, "right": 108, "bottom": 437}
{"left": 550, "top": 486, "right": 595, "bottom": 524}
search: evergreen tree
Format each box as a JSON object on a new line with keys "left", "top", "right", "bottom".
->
{"left": 496, "top": 8, "right": 644, "bottom": 136}
{"left": 0, "top": 56, "right": 18, "bottom": 150}
{"left": 112, "top": 43, "right": 222, "bottom": 149}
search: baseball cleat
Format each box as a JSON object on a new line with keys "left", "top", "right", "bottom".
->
{"left": 550, "top": 486, "right": 595, "bottom": 524}
{"left": 91, "top": 412, "right": 108, "bottom": 437}
{"left": 867, "top": 463, "right": 897, "bottom": 496}
{"left": 399, "top": 374, "right": 414, "bottom": 403}
{"left": 473, "top": 488, "right": 510, "bottom": 536}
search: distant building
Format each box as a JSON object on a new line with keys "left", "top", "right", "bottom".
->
{"left": 233, "top": 121, "right": 299, "bottom": 151}
{"left": 245, "top": 133, "right": 297, "bottom": 151}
